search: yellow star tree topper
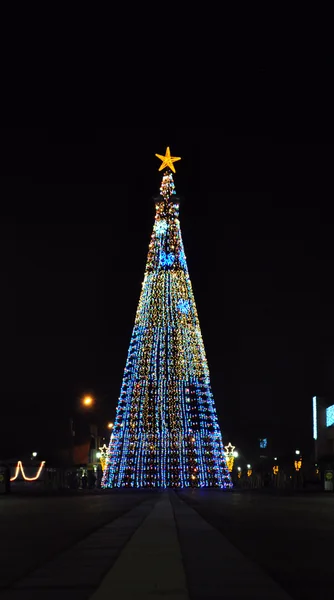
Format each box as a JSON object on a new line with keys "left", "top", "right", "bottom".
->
{"left": 155, "top": 146, "right": 181, "bottom": 173}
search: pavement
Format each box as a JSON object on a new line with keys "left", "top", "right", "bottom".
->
{"left": 0, "top": 488, "right": 333, "bottom": 599}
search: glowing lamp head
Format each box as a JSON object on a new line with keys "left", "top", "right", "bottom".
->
{"left": 295, "top": 449, "right": 300, "bottom": 455}
{"left": 237, "top": 466, "right": 241, "bottom": 471}
{"left": 247, "top": 464, "right": 251, "bottom": 469}
{"left": 233, "top": 451, "right": 238, "bottom": 458}
{"left": 32, "top": 452, "right": 37, "bottom": 457}
{"left": 96, "top": 452, "right": 101, "bottom": 459}
{"left": 83, "top": 395, "right": 93, "bottom": 407}
{"left": 107, "top": 422, "right": 114, "bottom": 429}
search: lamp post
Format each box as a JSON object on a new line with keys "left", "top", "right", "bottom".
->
{"left": 69, "top": 395, "right": 96, "bottom": 466}
{"left": 72, "top": 393, "right": 115, "bottom": 469}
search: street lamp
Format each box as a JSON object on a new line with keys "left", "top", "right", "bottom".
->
{"left": 107, "top": 422, "right": 114, "bottom": 429}
{"left": 82, "top": 395, "right": 94, "bottom": 407}
{"left": 295, "top": 449, "right": 300, "bottom": 455}
{"left": 247, "top": 464, "right": 251, "bottom": 469}
{"left": 237, "top": 466, "right": 241, "bottom": 471}
{"left": 233, "top": 451, "right": 239, "bottom": 458}
{"left": 32, "top": 452, "right": 37, "bottom": 458}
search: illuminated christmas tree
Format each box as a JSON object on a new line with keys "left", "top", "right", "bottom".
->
{"left": 102, "top": 148, "right": 231, "bottom": 488}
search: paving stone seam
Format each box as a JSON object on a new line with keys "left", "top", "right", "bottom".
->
{"left": 0, "top": 504, "right": 143, "bottom": 590}
{"left": 7, "top": 494, "right": 161, "bottom": 593}
{"left": 169, "top": 490, "right": 193, "bottom": 597}
{"left": 172, "top": 491, "right": 294, "bottom": 600}
{"left": 90, "top": 491, "right": 189, "bottom": 600}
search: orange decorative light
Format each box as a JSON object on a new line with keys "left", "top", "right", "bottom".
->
{"left": 10, "top": 461, "right": 46, "bottom": 482}
{"left": 10, "top": 463, "right": 20, "bottom": 482}
{"left": 155, "top": 147, "right": 181, "bottom": 173}
{"left": 99, "top": 444, "right": 109, "bottom": 472}
{"left": 273, "top": 465, "right": 279, "bottom": 475}
{"left": 224, "top": 442, "right": 236, "bottom": 473}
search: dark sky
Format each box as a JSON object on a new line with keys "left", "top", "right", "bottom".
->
{"left": 0, "top": 129, "right": 332, "bottom": 459}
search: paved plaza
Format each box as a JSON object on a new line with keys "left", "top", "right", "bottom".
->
{"left": 0, "top": 489, "right": 333, "bottom": 599}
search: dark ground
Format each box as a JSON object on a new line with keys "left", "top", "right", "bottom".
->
{"left": 179, "top": 489, "right": 334, "bottom": 600}
{"left": 0, "top": 488, "right": 333, "bottom": 599}
{"left": 0, "top": 489, "right": 158, "bottom": 590}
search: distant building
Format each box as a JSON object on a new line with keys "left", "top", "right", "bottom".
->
{"left": 0, "top": 411, "right": 103, "bottom": 469}
{"left": 313, "top": 396, "right": 334, "bottom": 461}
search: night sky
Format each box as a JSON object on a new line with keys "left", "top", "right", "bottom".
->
{"left": 0, "top": 129, "right": 332, "bottom": 460}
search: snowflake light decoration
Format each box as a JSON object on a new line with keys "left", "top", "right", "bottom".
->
{"left": 160, "top": 251, "right": 175, "bottom": 267}
{"left": 177, "top": 299, "right": 190, "bottom": 314}
{"left": 155, "top": 220, "right": 168, "bottom": 236}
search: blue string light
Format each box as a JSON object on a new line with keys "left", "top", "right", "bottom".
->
{"left": 160, "top": 251, "right": 175, "bottom": 267}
